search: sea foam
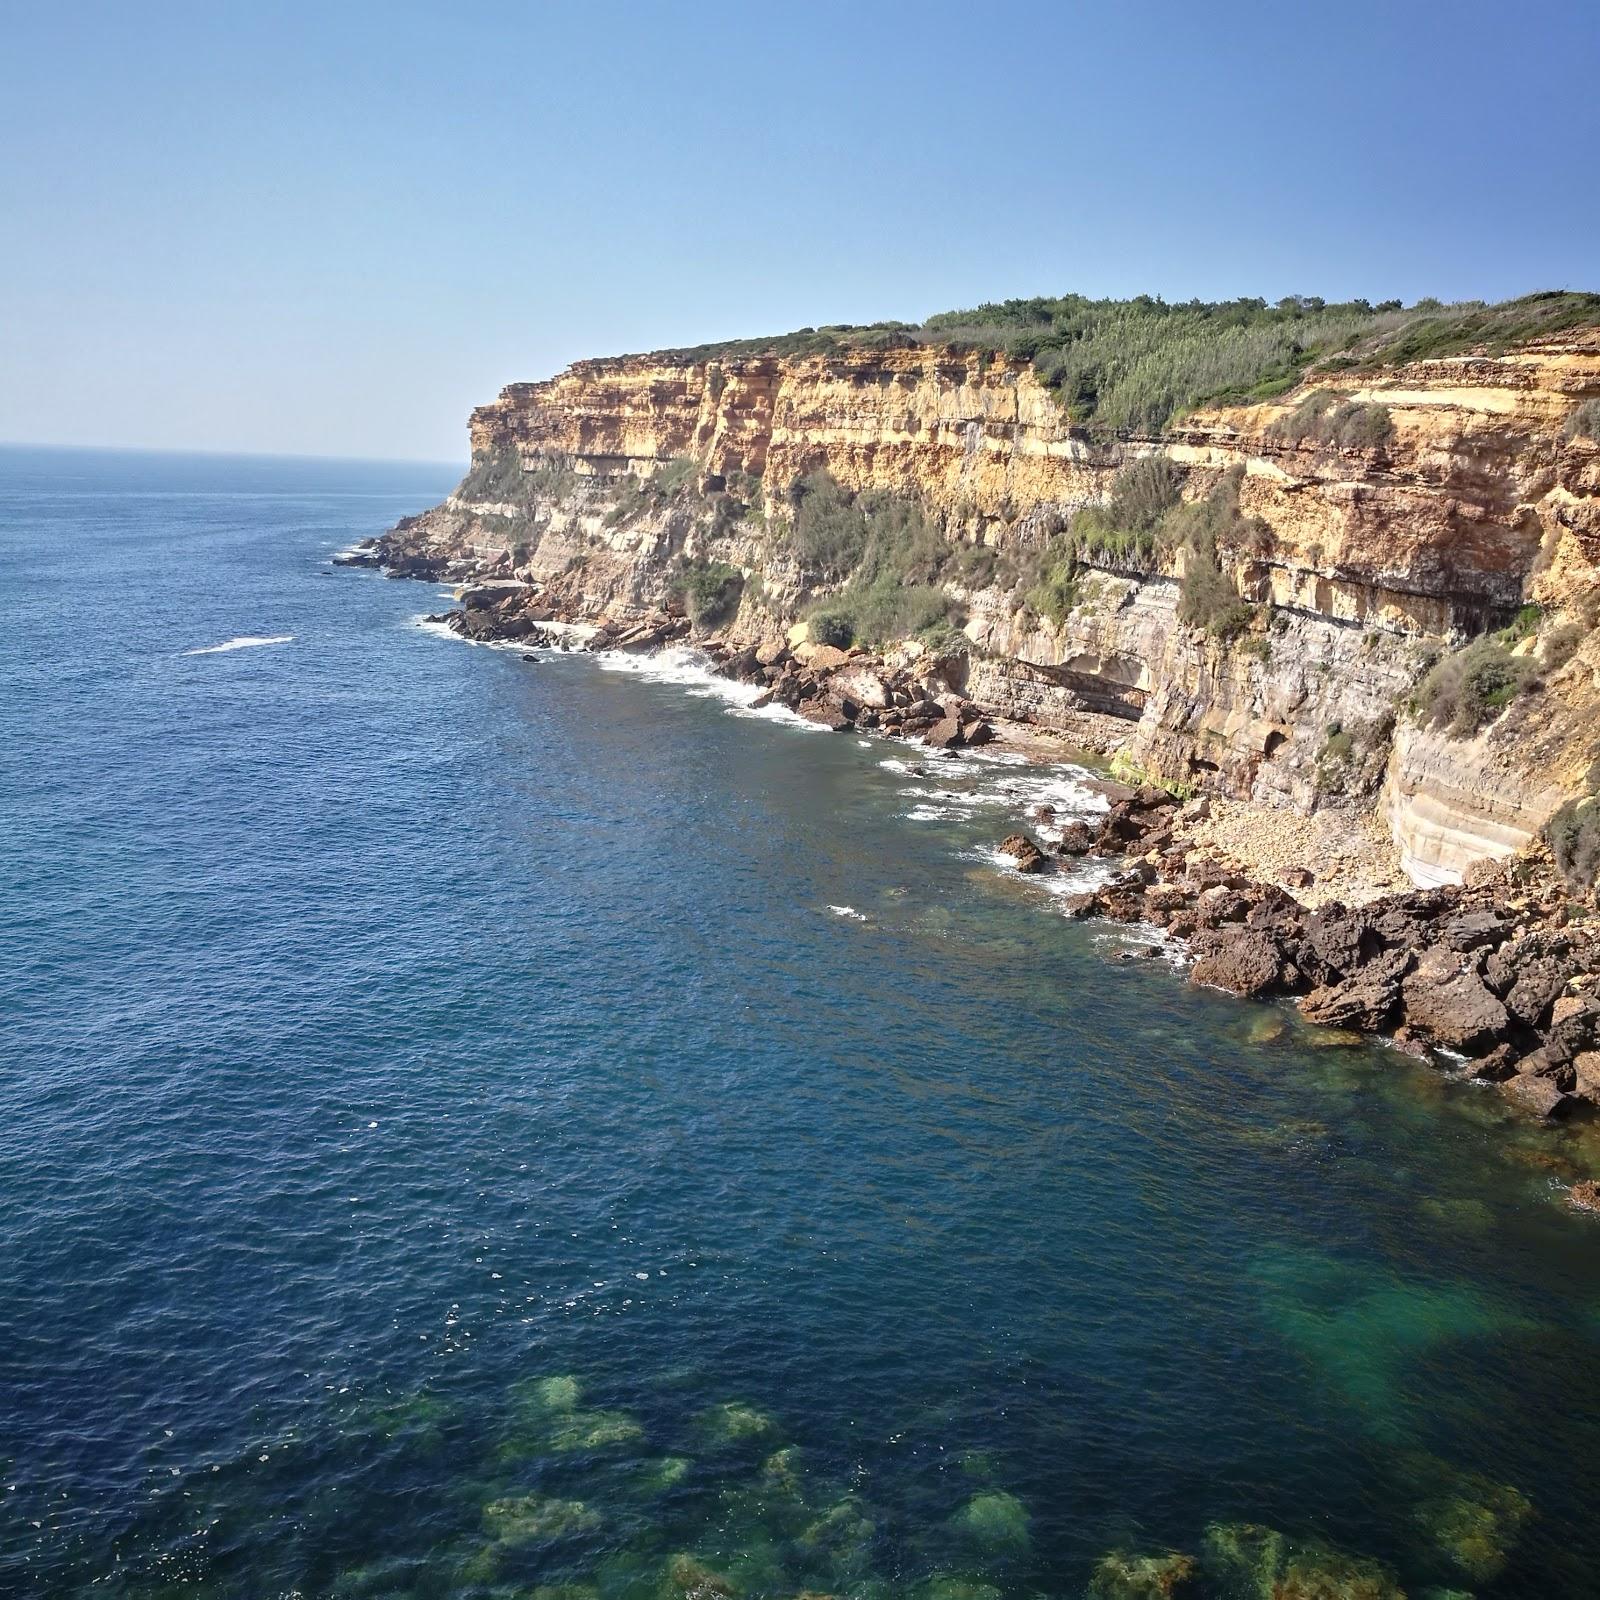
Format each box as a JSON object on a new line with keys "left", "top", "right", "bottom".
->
{"left": 182, "top": 635, "right": 294, "bottom": 656}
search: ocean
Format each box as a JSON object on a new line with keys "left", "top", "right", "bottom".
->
{"left": 4, "top": 445, "right": 1600, "bottom": 1598}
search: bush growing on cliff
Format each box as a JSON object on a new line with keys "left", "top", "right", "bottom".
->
{"left": 1564, "top": 399, "right": 1600, "bottom": 442}
{"left": 670, "top": 558, "right": 744, "bottom": 628}
{"left": 1269, "top": 392, "right": 1394, "bottom": 449}
{"left": 807, "top": 582, "right": 956, "bottom": 650}
{"left": 784, "top": 472, "right": 869, "bottom": 577}
{"left": 1178, "top": 549, "right": 1255, "bottom": 640}
{"left": 781, "top": 471, "right": 962, "bottom": 647}
{"left": 458, "top": 447, "right": 529, "bottom": 504}
{"left": 1412, "top": 637, "right": 1537, "bottom": 737}
{"left": 622, "top": 292, "right": 1600, "bottom": 439}
{"left": 1547, "top": 796, "right": 1600, "bottom": 891}
{"left": 1022, "top": 539, "right": 1079, "bottom": 624}
{"left": 1104, "top": 453, "right": 1184, "bottom": 529}
{"left": 1547, "top": 792, "right": 1600, "bottom": 892}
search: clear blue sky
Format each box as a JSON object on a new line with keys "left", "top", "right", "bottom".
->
{"left": 4, "top": 0, "right": 1596, "bottom": 462}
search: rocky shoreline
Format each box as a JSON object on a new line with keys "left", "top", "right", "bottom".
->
{"left": 341, "top": 538, "right": 1600, "bottom": 1136}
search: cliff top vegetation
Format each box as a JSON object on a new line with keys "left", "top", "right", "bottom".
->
{"left": 628, "top": 290, "right": 1600, "bottom": 437}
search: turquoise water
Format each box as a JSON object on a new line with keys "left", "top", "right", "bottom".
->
{"left": 4, "top": 446, "right": 1600, "bottom": 1599}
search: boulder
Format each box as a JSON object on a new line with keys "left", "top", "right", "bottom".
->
{"left": 1498, "top": 1075, "right": 1579, "bottom": 1119}
{"left": 1298, "top": 949, "right": 1412, "bottom": 1031}
{"left": 1572, "top": 1050, "right": 1600, "bottom": 1102}
{"left": 1505, "top": 960, "right": 1573, "bottom": 1028}
{"left": 961, "top": 718, "right": 995, "bottom": 747}
{"left": 755, "top": 639, "right": 788, "bottom": 667}
{"left": 1302, "top": 906, "right": 1380, "bottom": 981}
{"left": 831, "top": 665, "right": 891, "bottom": 709}
{"left": 998, "top": 834, "right": 1048, "bottom": 874}
{"left": 1440, "top": 909, "right": 1509, "bottom": 953}
{"left": 1056, "top": 821, "right": 1097, "bottom": 856}
{"left": 1399, "top": 948, "right": 1510, "bottom": 1052}
{"left": 1190, "top": 930, "right": 1286, "bottom": 998}
{"left": 924, "top": 716, "right": 965, "bottom": 750}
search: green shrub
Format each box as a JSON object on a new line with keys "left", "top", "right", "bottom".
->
{"left": 806, "top": 581, "right": 957, "bottom": 649}
{"left": 1322, "top": 727, "right": 1354, "bottom": 763}
{"left": 1564, "top": 398, "right": 1600, "bottom": 442}
{"left": 1498, "top": 603, "right": 1543, "bottom": 644}
{"left": 653, "top": 456, "right": 701, "bottom": 494}
{"left": 1546, "top": 797, "right": 1600, "bottom": 890}
{"left": 1104, "top": 453, "right": 1183, "bottom": 529}
{"left": 616, "top": 292, "right": 1600, "bottom": 439}
{"left": 1542, "top": 621, "right": 1585, "bottom": 669}
{"left": 779, "top": 473, "right": 961, "bottom": 646}
{"left": 784, "top": 472, "right": 869, "bottom": 577}
{"left": 670, "top": 558, "right": 744, "bottom": 627}
{"left": 808, "top": 609, "right": 855, "bottom": 649}
{"left": 1412, "top": 638, "right": 1536, "bottom": 736}
{"left": 953, "top": 542, "right": 999, "bottom": 587}
{"left": 1238, "top": 635, "right": 1272, "bottom": 663}
{"left": 1023, "top": 539, "right": 1079, "bottom": 624}
{"left": 1178, "top": 550, "right": 1254, "bottom": 639}
{"left": 458, "top": 446, "right": 529, "bottom": 503}
{"left": 1269, "top": 392, "right": 1394, "bottom": 448}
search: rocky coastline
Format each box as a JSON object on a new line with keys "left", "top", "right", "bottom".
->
{"left": 340, "top": 538, "right": 1600, "bottom": 1140}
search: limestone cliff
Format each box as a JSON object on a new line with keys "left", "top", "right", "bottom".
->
{"left": 378, "top": 331, "right": 1600, "bottom": 889}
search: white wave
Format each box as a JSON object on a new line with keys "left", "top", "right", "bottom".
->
{"left": 182, "top": 634, "right": 294, "bottom": 656}
{"left": 828, "top": 905, "right": 867, "bottom": 921}
{"left": 904, "top": 802, "right": 976, "bottom": 822}
{"left": 596, "top": 645, "right": 763, "bottom": 705}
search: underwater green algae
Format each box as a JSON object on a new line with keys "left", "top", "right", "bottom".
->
{"left": 911, "top": 1574, "right": 1004, "bottom": 1600}
{"left": 950, "top": 1490, "right": 1030, "bottom": 1552}
{"left": 1086, "top": 1549, "right": 1198, "bottom": 1599}
{"left": 635, "top": 1455, "right": 693, "bottom": 1495}
{"left": 1412, "top": 1466, "right": 1532, "bottom": 1582}
{"left": 1202, "top": 1521, "right": 1404, "bottom": 1599}
{"left": 548, "top": 1409, "right": 647, "bottom": 1452}
{"left": 497, "top": 1375, "right": 646, "bottom": 1461}
{"left": 1249, "top": 1246, "right": 1531, "bottom": 1433}
{"left": 797, "top": 1494, "right": 878, "bottom": 1575}
{"left": 698, "top": 1401, "right": 778, "bottom": 1447}
{"left": 483, "top": 1492, "right": 604, "bottom": 1543}
{"left": 663, "top": 1552, "right": 741, "bottom": 1599}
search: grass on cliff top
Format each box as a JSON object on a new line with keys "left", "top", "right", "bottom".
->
{"left": 622, "top": 290, "right": 1600, "bottom": 438}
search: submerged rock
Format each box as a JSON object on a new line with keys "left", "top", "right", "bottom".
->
{"left": 911, "top": 1576, "right": 1003, "bottom": 1600}
{"left": 531, "top": 1373, "right": 583, "bottom": 1412}
{"left": 664, "top": 1554, "right": 740, "bottom": 1600}
{"left": 547, "top": 1408, "right": 645, "bottom": 1452}
{"left": 636, "top": 1455, "right": 692, "bottom": 1494}
{"left": 798, "top": 1497, "right": 877, "bottom": 1572}
{"left": 699, "top": 1400, "right": 777, "bottom": 1446}
{"left": 482, "top": 1492, "right": 602, "bottom": 1543}
{"left": 950, "top": 1489, "right": 1030, "bottom": 1551}
{"left": 1414, "top": 1470, "right": 1533, "bottom": 1582}
{"left": 1202, "top": 1521, "right": 1403, "bottom": 1599}
{"left": 1086, "top": 1550, "right": 1198, "bottom": 1599}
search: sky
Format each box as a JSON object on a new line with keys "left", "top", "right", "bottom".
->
{"left": 3, "top": 1, "right": 1597, "bottom": 462}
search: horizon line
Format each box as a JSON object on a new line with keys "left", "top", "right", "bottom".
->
{"left": 0, "top": 438, "right": 465, "bottom": 470}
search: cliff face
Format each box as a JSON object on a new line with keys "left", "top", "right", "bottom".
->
{"left": 387, "top": 335, "right": 1600, "bottom": 887}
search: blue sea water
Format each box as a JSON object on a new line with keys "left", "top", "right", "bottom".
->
{"left": 4, "top": 445, "right": 1600, "bottom": 1599}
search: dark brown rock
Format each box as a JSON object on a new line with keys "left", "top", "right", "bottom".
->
{"left": 1399, "top": 947, "right": 1510, "bottom": 1051}
{"left": 1499, "top": 1075, "right": 1579, "bottom": 1119}
{"left": 998, "top": 833, "right": 1049, "bottom": 874}
{"left": 1055, "top": 821, "right": 1096, "bottom": 856}
{"left": 1190, "top": 930, "right": 1287, "bottom": 998}
{"left": 1298, "top": 949, "right": 1412, "bottom": 1031}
